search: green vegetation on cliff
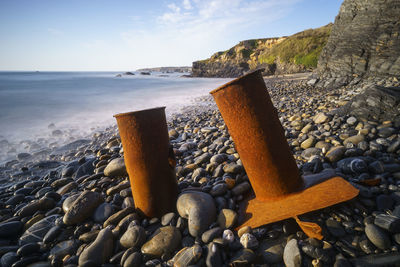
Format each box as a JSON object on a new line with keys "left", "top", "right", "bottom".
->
{"left": 259, "top": 25, "right": 332, "bottom": 68}
{"left": 192, "top": 24, "right": 332, "bottom": 77}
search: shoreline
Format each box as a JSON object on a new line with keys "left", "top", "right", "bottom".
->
{"left": 0, "top": 76, "right": 400, "bottom": 266}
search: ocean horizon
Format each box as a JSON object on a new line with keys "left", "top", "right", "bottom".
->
{"left": 0, "top": 71, "right": 230, "bottom": 162}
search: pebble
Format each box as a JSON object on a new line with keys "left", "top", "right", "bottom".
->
{"left": 171, "top": 244, "right": 202, "bottom": 266}
{"left": 122, "top": 251, "right": 141, "bottom": 267}
{"left": 325, "top": 146, "right": 346, "bottom": 162}
{"left": 177, "top": 191, "right": 216, "bottom": 237}
{"left": 63, "top": 191, "right": 104, "bottom": 225}
{"left": 141, "top": 226, "right": 181, "bottom": 259}
{"left": 374, "top": 214, "right": 400, "bottom": 233}
{"left": 93, "top": 202, "right": 114, "bottom": 223}
{"left": 104, "top": 157, "right": 128, "bottom": 177}
{"left": 19, "top": 215, "right": 60, "bottom": 245}
{"left": 283, "top": 239, "right": 302, "bottom": 267}
{"left": 206, "top": 242, "right": 222, "bottom": 267}
{"left": 217, "top": 208, "right": 237, "bottom": 228}
{"left": 240, "top": 233, "right": 258, "bottom": 249}
{"left": 202, "top": 227, "right": 222, "bottom": 243}
{"left": 365, "top": 223, "right": 391, "bottom": 250}
{"left": 49, "top": 240, "right": 77, "bottom": 259}
{"left": 313, "top": 113, "right": 329, "bottom": 124}
{"left": 120, "top": 223, "right": 146, "bottom": 248}
{"left": 78, "top": 227, "right": 114, "bottom": 266}
{"left": 0, "top": 221, "right": 23, "bottom": 238}
{"left": 326, "top": 218, "right": 346, "bottom": 237}
{"left": 259, "top": 238, "right": 285, "bottom": 264}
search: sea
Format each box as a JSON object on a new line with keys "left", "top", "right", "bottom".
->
{"left": 0, "top": 71, "right": 230, "bottom": 163}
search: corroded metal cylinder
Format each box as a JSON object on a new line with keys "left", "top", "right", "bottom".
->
{"left": 210, "top": 69, "right": 303, "bottom": 200}
{"left": 114, "top": 107, "right": 178, "bottom": 218}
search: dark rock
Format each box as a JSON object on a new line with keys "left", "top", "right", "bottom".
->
{"left": 123, "top": 252, "right": 141, "bottom": 267}
{"left": 258, "top": 238, "right": 285, "bottom": 264}
{"left": 78, "top": 227, "right": 114, "bottom": 266}
{"left": 206, "top": 242, "right": 222, "bottom": 267}
{"left": 374, "top": 214, "right": 400, "bottom": 233}
{"left": 326, "top": 218, "right": 346, "bottom": 237}
{"left": 19, "top": 215, "right": 60, "bottom": 245}
{"left": 202, "top": 227, "right": 222, "bottom": 243}
{"left": 49, "top": 240, "right": 78, "bottom": 260}
{"left": 63, "top": 191, "right": 104, "bottom": 225}
{"left": 93, "top": 202, "right": 114, "bottom": 223}
{"left": 230, "top": 248, "right": 256, "bottom": 265}
{"left": 365, "top": 223, "right": 391, "bottom": 250}
{"left": 0, "top": 252, "right": 18, "bottom": 267}
{"left": 17, "top": 243, "right": 40, "bottom": 256}
{"left": 0, "top": 221, "right": 23, "bottom": 238}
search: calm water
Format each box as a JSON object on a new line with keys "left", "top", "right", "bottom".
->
{"left": 0, "top": 71, "right": 230, "bottom": 161}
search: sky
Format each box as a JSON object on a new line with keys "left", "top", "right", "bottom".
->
{"left": 0, "top": 0, "right": 343, "bottom": 71}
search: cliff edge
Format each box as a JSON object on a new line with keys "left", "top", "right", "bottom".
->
{"left": 192, "top": 24, "right": 332, "bottom": 78}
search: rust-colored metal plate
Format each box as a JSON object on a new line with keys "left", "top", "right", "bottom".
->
{"left": 114, "top": 107, "right": 178, "bottom": 218}
{"left": 237, "top": 177, "right": 359, "bottom": 229}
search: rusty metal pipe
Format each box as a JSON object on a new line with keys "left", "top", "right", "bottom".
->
{"left": 114, "top": 107, "right": 178, "bottom": 218}
{"left": 210, "top": 70, "right": 358, "bottom": 230}
{"left": 210, "top": 69, "right": 303, "bottom": 200}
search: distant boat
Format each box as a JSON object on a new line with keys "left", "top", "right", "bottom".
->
{"left": 140, "top": 72, "right": 151, "bottom": 75}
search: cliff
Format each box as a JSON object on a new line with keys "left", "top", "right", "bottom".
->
{"left": 317, "top": 0, "right": 400, "bottom": 88}
{"left": 192, "top": 24, "right": 332, "bottom": 78}
{"left": 316, "top": 0, "right": 400, "bottom": 120}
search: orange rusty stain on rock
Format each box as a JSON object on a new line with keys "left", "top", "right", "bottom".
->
{"left": 210, "top": 69, "right": 359, "bottom": 234}
{"left": 114, "top": 107, "right": 178, "bottom": 218}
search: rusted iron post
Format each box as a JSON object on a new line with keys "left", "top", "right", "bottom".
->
{"left": 114, "top": 107, "right": 178, "bottom": 218}
{"left": 210, "top": 69, "right": 359, "bottom": 229}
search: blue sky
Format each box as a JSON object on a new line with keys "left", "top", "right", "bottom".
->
{"left": 0, "top": 0, "right": 343, "bottom": 71}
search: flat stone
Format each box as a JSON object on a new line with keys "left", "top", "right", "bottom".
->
{"left": 63, "top": 191, "right": 104, "bottom": 225}
{"left": 283, "top": 239, "right": 302, "bottom": 267}
{"left": 325, "top": 146, "right": 346, "bottom": 162}
{"left": 313, "top": 113, "right": 329, "bottom": 124}
{"left": 104, "top": 157, "right": 128, "bottom": 177}
{"left": 230, "top": 249, "right": 256, "bottom": 265}
{"left": 78, "top": 227, "right": 114, "bottom": 266}
{"left": 343, "top": 135, "right": 365, "bottom": 145}
{"left": 177, "top": 192, "right": 216, "bottom": 237}
{"left": 301, "top": 137, "right": 315, "bottom": 149}
{"left": 120, "top": 223, "right": 146, "bottom": 248}
{"left": 365, "top": 223, "right": 391, "bottom": 250}
{"left": 141, "top": 226, "right": 181, "bottom": 259}
{"left": 210, "top": 154, "right": 227, "bottom": 164}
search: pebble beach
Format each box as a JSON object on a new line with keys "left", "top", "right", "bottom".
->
{"left": 1, "top": 74, "right": 400, "bottom": 267}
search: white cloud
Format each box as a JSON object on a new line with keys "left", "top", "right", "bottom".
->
{"left": 183, "top": 0, "right": 192, "bottom": 10}
{"left": 120, "top": 0, "right": 302, "bottom": 68}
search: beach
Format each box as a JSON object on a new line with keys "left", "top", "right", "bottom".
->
{"left": 0, "top": 73, "right": 400, "bottom": 266}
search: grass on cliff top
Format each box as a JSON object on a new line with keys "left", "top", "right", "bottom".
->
{"left": 259, "top": 24, "right": 332, "bottom": 68}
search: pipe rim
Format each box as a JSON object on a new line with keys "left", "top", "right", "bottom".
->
{"left": 113, "top": 106, "right": 166, "bottom": 118}
{"left": 209, "top": 68, "right": 265, "bottom": 95}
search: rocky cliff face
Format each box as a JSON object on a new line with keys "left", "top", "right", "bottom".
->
{"left": 317, "top": 0, "right": 400, "bottom": 87}
{"left": 316, "top": 0, "right": 400, "bottom": 120}
{"left": 192, "top": 24, "right": 331, "bottom": 78}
